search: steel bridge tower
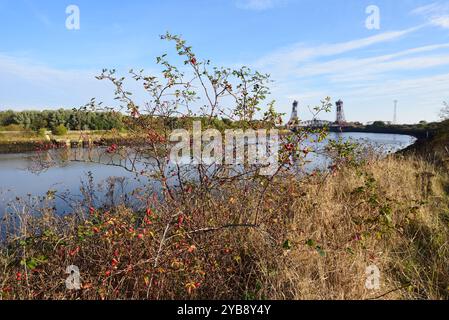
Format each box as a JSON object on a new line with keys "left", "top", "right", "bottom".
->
{"left": 335, "top": 99, "right": 346, "bottom": 125}
{"left": 288, "top": 100, "right": 299, "bottom": 128}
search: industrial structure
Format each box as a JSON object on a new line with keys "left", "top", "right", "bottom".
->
{"left": 287, "top": 99, "right": 347, "bottom": 129}
{"left": 335, "top": 99, "right": 346, "bottom": 126}
{"left": 287, "top": 100, "right": 300, "bottom": 129}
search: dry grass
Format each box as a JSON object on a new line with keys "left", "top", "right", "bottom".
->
{"left": 264, "top": 155, "right": 449, "bottom": 300}
{"left": 1, "top": 155, "right": 448, "bottom": 300}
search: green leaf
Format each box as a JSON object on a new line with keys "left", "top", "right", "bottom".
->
{"left": 20, "top": 256, "right": 47, "bottom": 270}
{"left": 283, "top": 240, "right": 292, "bottom": 250}
{"left": 305, "top": 239, "right": 316, "bottom": 247}
{"left": 316, "top": 246, "right": 326, "bottom": 257}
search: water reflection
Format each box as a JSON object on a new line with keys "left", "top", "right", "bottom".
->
{"left": 0, "top": 132, "right": 416, "bottom": 216}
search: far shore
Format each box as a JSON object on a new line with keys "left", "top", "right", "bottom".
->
{"left": 0, "top": 127, "right": 425, "bottom": 154}
{"left": 0, "top": 130, "right": 130, "bottom": 154}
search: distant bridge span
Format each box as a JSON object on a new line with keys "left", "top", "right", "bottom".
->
{"left": 296, "top": 119, "right": 334, "bottom": 128}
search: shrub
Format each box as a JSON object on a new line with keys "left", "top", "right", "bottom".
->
{"left": 52, "top": 124, "right": 68, "bottom": 136}
{"left": 9, "top": 33, "right": 447, "bottom": 301}
{"left": 38, "top": 128, "right": 48, "bottom": 137}
{"left": 1, "top": 156, "right": 448, "bottom": 300}
{"left": 371, "top": 121, "right": 387, "bottom": 128}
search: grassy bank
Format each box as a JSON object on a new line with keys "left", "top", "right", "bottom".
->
{"left": 0, "top": 130, "right": 130, "bottom": 153}
{"left": 1, "top": 119, "right": 449, "bottom": 300}
{"left": 402, "top": 120, "right": 449, "bottom": 164}
{"left": 1, "top": 150, "right": 448, "bottom": 300}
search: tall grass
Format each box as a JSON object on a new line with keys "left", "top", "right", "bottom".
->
{"left": 1, "top": 154, "right": 448, "bottom": 300}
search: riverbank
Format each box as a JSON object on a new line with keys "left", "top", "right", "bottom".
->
{"left": 1, "top": 123, "right": 449, "bottom": 300}
{"left": 1, "top": 152, "right": 448, "bottom": 300}
{"left": 0, "top": 127, "right": 421, "bottom": 154}
{"left": 0, "top": 130, "right": 133, "bottom": 153}
{"left": 329, "top": 124, "right": 438, "bottom": 140}
{"left": 400, "top": 119, "right": 449, "bottom": 166}
{"left": 327, "top": 124, "right": 439, "bottom": 158}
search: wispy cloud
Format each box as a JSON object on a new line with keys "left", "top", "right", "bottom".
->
{"left": 254, "top": 27, "right": 422, "bottom": 70}
{"left": 412, "top": 2, "right": 449, "bottom": 29}
{"left": 0, "top": 53, "right": 158, "bottom": 110}
{"left": 411, "top": 2, "right": 449, "bottom": 15}
{"left": 235, "top": 0, "right": 286, "bottom": 11}
{"left": 274, "top": 71, "right": 449, "bottom": 124}
{"left": 246, "top": 24, "right": 449, "bottom": 123}
{"left": 294, "top": 43, "right": 449, "bottom": 80}
{"left": 432, "top": 16, "right": 449, "bottom": 28}
{"left": 0, "top": 53, "right": 108, "bottom": 109}
{"left": 0, "top": 53, "right": 89, "bottom": 83}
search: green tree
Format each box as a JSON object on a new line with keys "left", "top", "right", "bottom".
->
{"left": 52, "top": 124, "right": 68, "bottom": 136}
{"left": 371, "top": 121, "right": 386, "bottom": 128}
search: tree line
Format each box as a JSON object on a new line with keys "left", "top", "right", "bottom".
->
{"left": 0, "top": 109, "right": 280, "bottom": 134}
{"left": 0, "top": 109, "right": 124, "bottom": 132}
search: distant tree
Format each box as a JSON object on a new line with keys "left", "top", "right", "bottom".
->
{"left": 221, "top": 118, "right": 233, "bottom": 127}
{"left": 371, "top": 121, "right": 386, "bottom": 127}
{"left": 0, "top": 109, "right": 124, "bottom": 132}
{"left": 31, "top": 115, "right": 48, "bottom": 131}
{"left": 418, "top": 120, "right": 428, "bottom": 128}
{"left": 52, "top": 124, "right": 68, "bottom": 136}
{"left": 68, "top": 113, "right": 80, "bottom": 130}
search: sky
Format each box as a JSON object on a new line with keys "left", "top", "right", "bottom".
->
{"left": 1, "top": 0, "right": 449, "bottom": 124}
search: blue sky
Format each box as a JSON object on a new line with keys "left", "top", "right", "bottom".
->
{"left": 1, "top": 0, "right": 449, "bottom": 123}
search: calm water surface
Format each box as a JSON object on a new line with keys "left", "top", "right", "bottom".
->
{"left": 0, "top": 132, "right": 416, "bottom": 215}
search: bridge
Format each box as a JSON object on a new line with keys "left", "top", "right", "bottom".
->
{"left": 287, "top": 100, "right": 347, "bottom": 130}
{"left": 285, "top": 99, "right": 434, "bottom": 140}
{"left": 296, "top": 119, "right": 334, "bottom": 128}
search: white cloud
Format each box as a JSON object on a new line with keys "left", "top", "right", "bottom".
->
{"left": 250, "top": 26, "right": 428, "bottom": 90}
{"left": 0, "top": 53, "right": 163, "bottom": 111}
{"left": 412, "top": 2, "right": 449, "bottom": 29}
{"left": 0, "top": 54, "right": 84, "bottom": 82}
{"left": 254, "top": 27, "right": 421, "bottom": 70}
{"left": 293, "top": 44, "right": 449, "bottom": 81}
{"left": 0, "top": 53, "right": 113, "bottom": 109}
{"left": 245, "top": 24, "right": 449, "bottom": 123}
{"left": 431, "top": 16, "right": 449, "bottom": 28}
{"left": 235, "top": 0, "right": 286, "bottom": 11}
{"left": 411, "top": 2, "right": 449, "bottom": 15}
{"left": 277, "top": 72, "right": 449, "bottom": 124}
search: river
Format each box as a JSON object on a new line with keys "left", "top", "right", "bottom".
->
{"left": 0, "top": 132, "right": 416, "bottom": 216}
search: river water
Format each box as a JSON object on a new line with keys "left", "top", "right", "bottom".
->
{"left": 0, "top": 132, "right": 416, "bottom": 216}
